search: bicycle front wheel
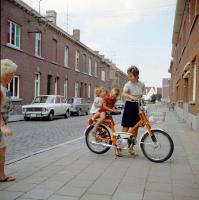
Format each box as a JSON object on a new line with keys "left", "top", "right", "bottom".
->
{"left": 140, "top": 129, "right": 174, "bottom": 163}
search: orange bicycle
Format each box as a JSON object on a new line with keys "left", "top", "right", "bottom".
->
{"left": 85, "top": 102, "right": 174, "bottom": 163}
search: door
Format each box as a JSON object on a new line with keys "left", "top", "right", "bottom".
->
{"left": 55, "top": 96, "right": 62, "bottom": 115}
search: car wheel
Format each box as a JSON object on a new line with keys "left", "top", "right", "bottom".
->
{"left": 64, "top": 110, "right": 70, "bottom": 118}
{"left": 24, "top": 116, "right": 30, "bottom": 121}
{"left": 48, "top": 111, "right": 54, "bottom": 121}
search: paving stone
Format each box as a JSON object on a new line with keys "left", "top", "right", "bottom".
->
{"left": 21, "top": 188, "right": 55, "bottom": 199}
{"left": 0, "top": 191, "right": 23, "bottom": 200}
{"left": 48, "top": 195, "right": 79, "bottom": 200}
{"left": 80, "top": 193, "right": 112, "bottom": 200}
{"left": 56, "top": 186, "right": 87, "bottom": 197}
{"left": 5, "top": 181, "right": 36, "bottom": 192}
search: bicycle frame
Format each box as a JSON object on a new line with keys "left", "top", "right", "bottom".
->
{"left": 95, "top": 110, "right": 153, "bottom": 146}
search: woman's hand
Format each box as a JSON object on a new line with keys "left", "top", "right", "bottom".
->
{"left": 0, "top": 125, "right": 13, "bottom": 136}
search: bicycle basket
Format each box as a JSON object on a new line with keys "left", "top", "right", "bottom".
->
{"left": 148, "top": 111, "right": 166, "bottom": 123}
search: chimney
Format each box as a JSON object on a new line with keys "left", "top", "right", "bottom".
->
{"left": 73, "top": 29, "right": 80, "bottom": 41}
{"left": 46, "top": 10, "right": 57, "bottom": 25}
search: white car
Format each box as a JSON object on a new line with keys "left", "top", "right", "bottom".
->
{"left": 22, "top": 95, "right": 71, "bottom": 121}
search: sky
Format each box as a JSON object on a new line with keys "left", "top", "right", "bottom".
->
{"left": 22, "top": 0, "right": 177, "bottom": 87}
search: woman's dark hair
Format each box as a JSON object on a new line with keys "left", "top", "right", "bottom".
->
{"left": 127, "top": 65, "right": 139, "bottom": 78}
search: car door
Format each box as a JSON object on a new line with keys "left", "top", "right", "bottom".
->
{"left": 60, "top": 97, "right": 67, "bottom": 115}
{"left": 55, "top": 96, "right": 61, "bottom": 115}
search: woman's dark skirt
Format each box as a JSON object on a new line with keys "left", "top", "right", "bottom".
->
{"left": 121, "top": 101, "right": 140, "bottom": 128}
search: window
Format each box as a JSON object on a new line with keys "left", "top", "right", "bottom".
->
{"left": 83, "top": 54, "right": 86, "bottom": 73}
{"left": 35, "top": 33, "right": 42, "bottom": 57}
{"left": 75, "top": 51, "right": 80, "bottom": 71}
{"left": 94, "top": 61, "right": 98, "bottom": 77}
{"left": 34, "top": 73, "right": 40, "bottom": 98}
{"left": 101, "top": 71, "right": 106, "bottom": 81}
{"left": 64, "top": 46, "right": 69, "bottom": 67}
{"left": 88, "top": 84, "right": 91, "bottom": 99}
{"left": 192, "top": 62, "right": 197, "bottom": 102}
{"left": 64, "top": 79, "right": 68, "bottom": 98}
{"left": 52, "top": 39, "right": 58, "bottom": 62}
{"left": 7, "top": 20, "right": 21, "bottom": 48}
{"left": 88, "top": 58, "right": 92, "bottom": 76}
{"left": 75, "top": 82, "right": 79, "bottom": 97}
{"left": 7, "top": 76, "right": 20, "bottom": 98}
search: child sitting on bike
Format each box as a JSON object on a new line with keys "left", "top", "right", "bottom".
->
{"left": 89, "top": 87, "right": 106, "bottom": 125}
{"left": 91, "top": 88, "right": 120, "bottom": 129}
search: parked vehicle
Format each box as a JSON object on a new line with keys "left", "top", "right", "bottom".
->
{"left": 22, "top": 95, "right": 71, "bottom": 121}
{"left": 115, "top": 100, "right": 125, "bottom": 109}
{"left": 67, "top": 97, "right": 90, "bottom": 116}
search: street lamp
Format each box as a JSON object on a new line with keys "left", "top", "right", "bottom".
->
{"left": 39, "top": 0, "right": 43, "bottom": 14}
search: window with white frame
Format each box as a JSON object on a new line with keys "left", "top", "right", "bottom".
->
{"left": 7, "top": 20, "right": 21, "bottom": 48}
{"left": 88, "top": 58, "right": 92, "bottom": 75}
{"left": 94, "top": 61, "right": 98, "bottom": 77}
{"left": 64, "top": 79, "right": 68, "bottom": 98}
{"left": 7, "top": 76, "right": 20, "bottom": 98}
{"left": 64, "top": 46, "right": 69, "bottom": 67}
{"left": 88, "top": 84, "right": 91, "bottom": 99}
{"left": 34, "top": 73, "right": 40, "bottom": 98}
{"left": 192, "top": 62, "right": 197, "bottom": 102}
{"left": 35, "top": 33, "right": 42, "bottom": 57}
{"left": 75, "top": 82, "right": 79, "bottom": 97}
{"left": 101, "top": 71, "right": 106, "bottom": 81}
{"left": 75, "top": 51, "right": 80, "bottom": 71}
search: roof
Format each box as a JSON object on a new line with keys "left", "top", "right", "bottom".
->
{"left": 10, "top": 0, "right": 111, "bottom": 65}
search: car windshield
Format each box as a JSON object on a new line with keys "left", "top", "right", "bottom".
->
{"left": 33, "top": 96, "right": 55, "bottom": 104}
{"left": 67, "top": 98, "right": 74, "bottom": 104}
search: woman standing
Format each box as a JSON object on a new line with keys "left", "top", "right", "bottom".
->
{"left": 0, "top": 59, "right": 17, "bottom": 182}
{"left": 119, "top": 66, "right": 145, "bottom": 156}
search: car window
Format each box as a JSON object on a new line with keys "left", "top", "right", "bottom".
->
{"left": 55, "top": 97, "right": 61, "bottom": 104}
{"left": 67, "top": 98, "right": 74, "bottom": 104}
{"left": 60, "top": 97, "right": 66, "bottom": 103}
{"left": 74, "top": 98, "right": 81, "bottom": 104}
{"left": 33, "top": 96, "right": 55, "bottom": 103}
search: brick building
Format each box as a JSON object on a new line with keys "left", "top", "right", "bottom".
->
{"left": 162, "top": 78, "right": 170, "bottom": 101}
{"left": 168, "top": 0, "right": 199, "bottom": 130}
{"left": 1, "top": 0, "right": 127, "bottom": 113}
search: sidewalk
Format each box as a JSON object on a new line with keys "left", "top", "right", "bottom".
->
{"left": 1, "top": 106, "right": 199, "bottom": 200}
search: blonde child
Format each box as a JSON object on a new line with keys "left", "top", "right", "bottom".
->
{"left": 92, "top": 88, "right": 120, "bottom": 132}
{"left": 89, "top": 87, "right": 105, "bottom": 125}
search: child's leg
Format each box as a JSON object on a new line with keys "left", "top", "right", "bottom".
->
{"left": 92, "top": 112, "right": 100, "bottom": 120}
{"left": 92, "top": 112, "right": 106, "bottom": 132}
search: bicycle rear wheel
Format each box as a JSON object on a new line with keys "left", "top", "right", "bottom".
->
{"left": 85, "top": 124, "right": 112, "bottom": 154}
{"left": 140, "top": 129, "right": 174, "bottom": 163}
